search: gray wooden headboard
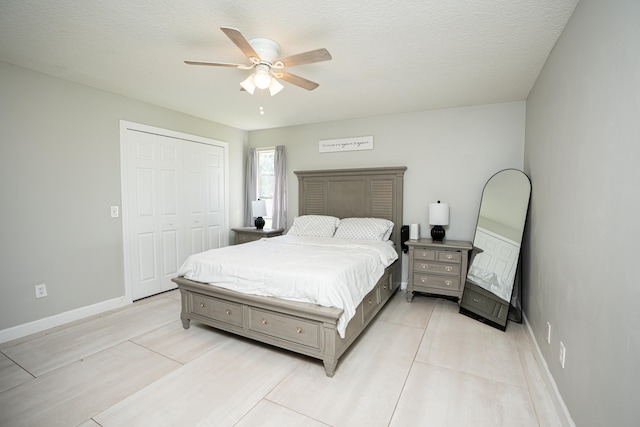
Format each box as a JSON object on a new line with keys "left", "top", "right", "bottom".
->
{"left": 294, "top": 166, "right": 407, "bottom": 259}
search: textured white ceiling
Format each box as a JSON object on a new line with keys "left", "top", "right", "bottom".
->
{"left": 0, "top": 0, "right": 578, "bottom": 131}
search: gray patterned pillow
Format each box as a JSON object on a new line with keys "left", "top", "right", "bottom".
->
{"left": 286, "top": 215, "right": 340, "bottom": 237}
{"left": 334, "top": 218, "right": 395, "bottom": 241}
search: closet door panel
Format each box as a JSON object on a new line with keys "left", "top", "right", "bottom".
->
{"left": 123, "top": 126, "right": 226, "bottom": 300}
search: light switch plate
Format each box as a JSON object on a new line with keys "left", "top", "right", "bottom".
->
{"left": 110, "top": 206, "right": 119, "bottom": 218}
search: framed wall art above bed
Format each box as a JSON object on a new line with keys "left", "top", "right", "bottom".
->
{"left": 172, "top": 166, "right": 406, "bottom": 377}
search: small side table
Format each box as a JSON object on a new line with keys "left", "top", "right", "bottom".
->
{"left": 406, "top": 238, "right": 472, "bottom": 301}
{"left": 231, "top": 227, "right": 284, "bottom": 244}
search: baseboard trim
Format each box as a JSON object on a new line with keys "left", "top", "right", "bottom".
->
{"left": 522, "top": 312, "right": 575, "bottom": 427}
{"left": 0, "top": 296, "right": 130, "bottom": 344}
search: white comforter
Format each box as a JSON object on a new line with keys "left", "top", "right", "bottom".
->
{"left": 177, "top": 235, "right": 398, "bottom": 337}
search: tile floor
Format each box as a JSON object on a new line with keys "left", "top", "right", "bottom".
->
{"left": 0, "top": 289, "right": 561, "bottom": 426}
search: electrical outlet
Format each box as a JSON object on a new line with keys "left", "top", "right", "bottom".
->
{"left": 110, "top": 206, "right": 119, "bottom": 218}
{"left": 35, "top": 283, "right": 48, "bottom": 298}
{"left": 559, "top": 341, "right": 566, "bottom": 368}
{"left": 546, "top": 322, "right": 551, "bottom": 344}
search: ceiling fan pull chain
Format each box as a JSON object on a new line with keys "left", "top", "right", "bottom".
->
{"left": 259, "top": 91, "right": 265, "bottom": 115}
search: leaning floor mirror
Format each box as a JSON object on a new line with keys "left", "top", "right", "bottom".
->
{"left": 459, "top": 169, "right": 531, "bottom": 331}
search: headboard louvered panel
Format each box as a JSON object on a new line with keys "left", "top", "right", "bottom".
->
{"left": 301, "top": 181, "right": 326, "bottom": 215}
{"left": 370, "top": 179, "right": 394, "bottom": 220}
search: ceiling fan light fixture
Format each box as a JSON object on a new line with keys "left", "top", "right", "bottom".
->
{"left": 186, "top": 27, "right": 331, "bottom": 97}
{"left": 253, "top": 66, "right": 272, "bottom": 89}
{"left": 268, "top": 78, "right": 284, "bottom": 96}
{"left": 240, "top": 75, "right": 256, "bottom": 94}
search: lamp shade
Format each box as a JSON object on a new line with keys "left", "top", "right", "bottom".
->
{"left": 428, "top": 201, "right": 449, "bottom": 226}
{"left": 268, "top": 78, "right": 284, "bottom": 96}
{"left": 240, "top": 75, "right": 256, "bottom": 94}
{"left": 252, "top": 200, "right": 267, "bottom": 217}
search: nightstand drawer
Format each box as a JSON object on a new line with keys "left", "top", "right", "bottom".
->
{"left": 413, "top": 261, "right": 461, "bottom": 276}
{"left": 232, "top": 228, "right": 284, "bottom": 245}
{"left": 413, "top": 249, "right": 436, "bottom": 261}
{"left": 437, "top": 251, "right": 462, "bottom": 263}
{"left": 413, "top": 274, "right": 460, "bottom": 291}
{"left": 236, "top": 233, "right": 259, "bottom": 244}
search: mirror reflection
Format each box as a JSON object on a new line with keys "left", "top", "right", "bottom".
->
{"left": 460, "top": 169, "right": 531, "bottom": 330}
{"left": 467, "top": 170, "right": 530, "bottom": 301}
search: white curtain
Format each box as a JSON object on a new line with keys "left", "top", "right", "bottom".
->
{"left": 272, "top": 145, "right": 287, "bottom": 230}
{"left": 244, "top": 148, "right": 257, "bottom": 227}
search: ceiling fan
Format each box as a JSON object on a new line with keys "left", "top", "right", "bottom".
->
{"left": 185, "top": 27, "right": 332, "bottom": 96}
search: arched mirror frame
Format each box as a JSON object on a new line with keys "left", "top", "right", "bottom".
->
{"left": 459, "top": 169, "right": 531, "bottom": 331}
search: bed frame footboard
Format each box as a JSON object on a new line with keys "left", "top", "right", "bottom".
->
{"left": 172, "top": 265, "right": 397, "bottom": 377}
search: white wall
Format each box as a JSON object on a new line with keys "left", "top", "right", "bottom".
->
{"left": 249, "top": 102, "right": 526, "bottom": 282}
{"left": 524, "top": 0, "right": 640, "bottom": 425}
{"left": 0, "top": 62, "right": 246, "bottom": 334}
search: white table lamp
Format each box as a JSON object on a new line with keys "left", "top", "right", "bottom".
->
{"left": 428, "top": 200, "right": 449, "bottom": 241}
{"left": 252, "top": 200, "right": 267, "bottom": 229}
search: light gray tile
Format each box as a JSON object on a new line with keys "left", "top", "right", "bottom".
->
{"left": 0, "top": 341, "right": 180, "bottom": 427}
{"left": 512, "top": 323, "right": 562, "bottom": 426}
{"left": 417, "top": 299, "right": 528, "bottom": 388}
{"left": 76, "top": 419, "right": 101, "bottom": 427}
{"left": 94, "top": 338, "right": 304, "bottom": 427}
{"left": 390, "top": 362, "right": 538, "bottom": 427}
{"left": 2, "top": 298, "right": 180, "bottom": 376}
{"left": 236, "top": 400, "right": 329, "bottom": 427}
{"left": 131, "top": 321, "right": 228, "bottom": 364}
{"left": 377, "top": 290, "right": 437, "bottom": 329}
{"left": 0, "top": 352, "right": 33, "bottom": 393}
{"left": 267, "top": 321, "right": 424, "bottom": 427}
{"left": 0, "top": 285, "right": 564, "bottom": 427}
{"left": 165, "top": 289, "right": 182, "bottom": 301}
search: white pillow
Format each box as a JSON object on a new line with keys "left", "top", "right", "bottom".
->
{"left": 334, "top": 217, "right": 395, "bottom": 241}
{"left": 286, "top": 215, "right": 340, "bottom": 237}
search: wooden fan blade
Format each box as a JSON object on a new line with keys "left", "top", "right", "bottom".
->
{"left": 278, "top": 71, "right": 320, "bottom": 91}
{"left": 220, "top": 27, "right": 260, "bottom": 62}
{"left": 274, "top": 48, "right": 332, "bottom": 68}
{"left": 184, "top": 60, "right": 252, "bottom": 69}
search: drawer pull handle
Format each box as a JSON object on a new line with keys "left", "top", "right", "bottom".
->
{"left": 421, "top": 277, "right": 428, "bottom": 283}
{"left": 421, "top": 264, "right": 428, "bottom": 269}
{"left": 262, "top": 319, "right": 269, "bottom": 325}
{"left": 446, "top": 266, "right": 453, "bottom": 272}
{"left": 225, "top": 309, "right": 232, "bottom": 315}
{"left": 473, "top": 298, "right": 480, "bottom": 303}
{"left": 368, "top": 299, "right": 373, "bottom": 305}
{"left": 296, "top": 327, "right": 305, "bottom": 334}
{"left": 383, "top": 284, "right": 388, "bottom": 290}
{"left": 447, "top": 254, "right": 453, "bottom": 259}
{"left": 445, "top": 280, "right": 452, "bottom": 286}
{"left": 200, "top": 302, "right": 206, "bottom": 308}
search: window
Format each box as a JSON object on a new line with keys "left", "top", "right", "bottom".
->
{"left": 256, "top": 148, "right": 275, "bottom": 227}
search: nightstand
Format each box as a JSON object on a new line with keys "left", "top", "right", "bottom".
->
{"left": 406, "top": 238, "right": 472, "bottom": 302}
{"left": 231, "top": 227, "right": 284, "bottom": 244}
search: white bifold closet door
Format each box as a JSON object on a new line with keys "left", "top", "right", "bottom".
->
{"left": 124, "top": 128, "right": 225, "bottom": 300}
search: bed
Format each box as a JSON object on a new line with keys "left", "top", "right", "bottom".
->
{"left": 172, "top": 166, "right": 406, "bottom": 376}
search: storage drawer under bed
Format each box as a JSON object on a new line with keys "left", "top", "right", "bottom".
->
{"left": 190, "top": 293, "right": 244, "bottom": 327}
{"left": 248, "top": 307, "right": 321, "bottom": 349}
